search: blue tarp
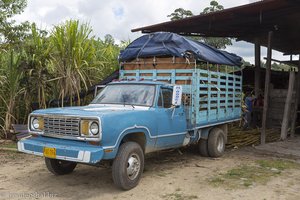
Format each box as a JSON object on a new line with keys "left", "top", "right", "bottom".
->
{"left": 119, "top": 32, "right": 242, "bottom": 66}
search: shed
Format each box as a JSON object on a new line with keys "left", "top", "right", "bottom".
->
{"left": 132, "top": 0, "right": 300, "bottom": 144}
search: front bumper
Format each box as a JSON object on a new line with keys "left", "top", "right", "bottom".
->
{"left": 17, "top": 136, "right": 104, "bottom": 164}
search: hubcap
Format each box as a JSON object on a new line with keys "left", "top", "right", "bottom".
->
{"left": 217, "top": 135, "right": 224, "bottom": 152}
{"left": 127, "top": 153, "right": 141, "bottom": 180}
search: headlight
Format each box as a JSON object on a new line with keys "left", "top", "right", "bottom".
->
{"left": 32, "top": 118, "right": 40, "bottom": 129}
{"left": 90, "top": 122, "right": 99, "bottom": 135}
{"left": 80, "top": 120, "right": 100, "bottom": 137}
{"left": 30, "top": 117, "right": 44, "bottom": 131}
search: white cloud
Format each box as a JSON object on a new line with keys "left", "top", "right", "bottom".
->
{"left": 14, "top": 0, "right": 290, "bottom": 64}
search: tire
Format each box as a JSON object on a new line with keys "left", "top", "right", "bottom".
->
{"left": 198, "top": 139, "right": 209, "bottom": 157}
{"left": 112, "top": 142, "right": 144, "bottom": 190}
{"left": 45, "top": 158, "right": 77, "bottom": 175}
{"left": 208, "top": 128, "right": 225, "bottom": 158}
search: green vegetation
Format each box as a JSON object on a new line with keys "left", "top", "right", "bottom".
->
{"left": 156, "top": 170, "right": 173, "bottom": 177}
{"left": 0, "top": 0, "right": 30, "bottom": 46}
{"left": 0, "top": 142, "right": 17, "bottom": 149}
{"left": 162, "top": 190, "right": 198, "bottom": 200}
{"left": 256, "top": 159, "right": 300, "bottom": 171}
{"left": 0, "top": 150, "right": 23, "bottom": 162}
{"left": 50, "top": 20, "right": 97, "bottom": 106}
{"left": 167, "top": 8, "right": 193, "bottom": 21}
{"left": 208, "top": 159, "right": 300, "bottom": 188}
{"left": 168, "top": 1, "right": 232, "bottom": 49}
{"left": 0, "top": 1, "right": 123, "bottom": 138}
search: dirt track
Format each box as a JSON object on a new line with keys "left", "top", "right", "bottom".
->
{"left": 1, "top": 147, "right": 300, "bottom": 200}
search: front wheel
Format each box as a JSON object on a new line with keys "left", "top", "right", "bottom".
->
{"left": 208, "top": 128, "right": 225, "bottom": 157}
{"left": 45, "top": 158, "right": 77, "bottom": 175}
{"left": 112, "top": 142, "right": 144, "bottom": 190}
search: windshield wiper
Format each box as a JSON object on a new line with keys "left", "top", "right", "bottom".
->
{"left": 122, "top": 94, "right": 135, "bottom": 108}
{"left": 97, "top": 95, "right": 105, "bottom": 102}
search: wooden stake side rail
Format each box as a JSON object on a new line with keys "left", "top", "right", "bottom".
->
{"left": 122, "top": 57, "right": 196, "bottom": 70}
{"left": 120, "top": 68, "right": 242, "bottom": 129}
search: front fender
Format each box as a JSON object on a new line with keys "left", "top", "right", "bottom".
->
{"left": 102, "top": 126, "right": 156, "bottom": 159}
{"left": 100, "top": 110, "right": 158, "bottom": 159}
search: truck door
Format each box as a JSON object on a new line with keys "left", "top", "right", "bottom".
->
{"left": 155, "top": 86, "right": 187, "bottom": 149}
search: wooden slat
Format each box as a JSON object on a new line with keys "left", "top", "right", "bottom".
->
{"left": 122, "top": 57, "right": 196, "bottom": 70}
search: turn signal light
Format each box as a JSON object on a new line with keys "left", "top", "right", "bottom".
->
{"left": 81, "top": 120, "right": 89, "bottom": 135}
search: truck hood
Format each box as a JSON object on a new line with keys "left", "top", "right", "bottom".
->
{"left": 32, "top": 104, "right": 150, "bottom": 118}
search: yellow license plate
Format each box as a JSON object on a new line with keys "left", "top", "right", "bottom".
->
{"left": 43, "top": 147, "right": 56, "bottom": 158}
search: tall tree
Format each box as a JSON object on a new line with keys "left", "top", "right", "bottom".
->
{"left": 167, "top": 8, "right": 193, "bottom": 21}
{"left": 202, "top": 0, "right": 224, "bottom": 14}
{"left": 200, "top": 0, "right": 232, "bottom": 49}
{"left": 0, "top": 0, "right": 30, "bottom": 47}
{"left": 167, "top": 1, "right": 232, "bottom": 49}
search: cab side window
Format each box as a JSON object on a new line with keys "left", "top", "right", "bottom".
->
{"left": 158, "top": 88, "right": 173, "bottom": 108}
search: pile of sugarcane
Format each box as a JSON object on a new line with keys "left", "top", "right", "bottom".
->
{"left": 226, "top": 125, "right": 280, "bottom": 148}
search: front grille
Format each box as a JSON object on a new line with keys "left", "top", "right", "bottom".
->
{"left": 44, "top": 116, "right": 80, "bottom": 137}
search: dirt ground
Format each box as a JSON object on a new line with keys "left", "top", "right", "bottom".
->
{"left": 1, "top": 146, "right": 300, "bottom": 200}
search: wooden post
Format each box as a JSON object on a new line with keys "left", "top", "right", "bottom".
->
{"left": 261, "top": 31, "right": 273, "bottom": 145}
{"left": 290, "top": 56, "right": 300, "bottom": 137}
{"left": 281, "top": 71, "right": 295, "bottom": 140}
{"left": 255, "top": 39, "right": 261, "bottom": 97}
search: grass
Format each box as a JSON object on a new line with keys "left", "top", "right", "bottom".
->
{"left": 209, "top": 177, "right": 225, "bottom": 185}
{"left": 157, "top": 170, "right": 173, "bottom": 177}
{"left": 0, "top": 142, "right": 17, "bottom": 149}
{"left": 5, "top": 151, "right": 19, "bottom": 159}
{"left": 256, "top": 159, "right": 299, "bottom": 171}
{"left": 0, "top": 150, "right": 23, "bottom": 162}
{"left": 208, "top": 159, "right": 300, "bottom": 189}
{"left": 162, "top": 191, "right": 198, "bottom": 200}
{"left": 0, "top": 142, "right": 20, "bottom": 162}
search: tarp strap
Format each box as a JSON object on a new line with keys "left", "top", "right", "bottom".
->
{"left": 136, "top": 34, "right": 153, "bottom": 59}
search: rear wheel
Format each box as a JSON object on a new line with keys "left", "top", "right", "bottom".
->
{"left": 198, "top": 139, "right": 209, "bottom": 157}
{"left": 112, "top": 142, "right": 144, "bottom": 190}
{"left": 207, "top": 128, "right": 225, "bottom": 157}
{"left": 45, "top": 158, "right": 77, "bottom": 175}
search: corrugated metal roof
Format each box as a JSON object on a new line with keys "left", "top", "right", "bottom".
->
{"left": 132, "top": 0, "right": 300, "bottom": 55}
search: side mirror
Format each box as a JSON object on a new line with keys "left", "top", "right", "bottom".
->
{"left": 94, "top": 85, "right": 106, "bottom": 97}
{"left": 172, "top": 85, "right": 182, "bottom": 107}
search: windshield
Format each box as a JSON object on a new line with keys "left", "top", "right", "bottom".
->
{"left": 91, "top": 84, "right": 155, "bottom": 107}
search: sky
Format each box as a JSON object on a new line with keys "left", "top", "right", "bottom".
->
{"left": 14, "top": 0, "right": 295, "bottom": 64}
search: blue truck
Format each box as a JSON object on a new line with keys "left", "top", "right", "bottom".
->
{"left": 18, "top": 32, "right": 242, "bottom": 190}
